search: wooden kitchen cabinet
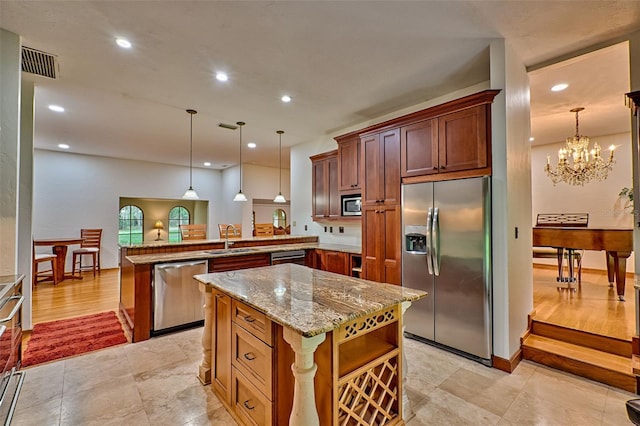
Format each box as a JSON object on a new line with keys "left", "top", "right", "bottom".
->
{"left": 212, "top": 292, "right": 232, "bottom": 405}
{"left": 362, "top": 204, "right": 401, "bottom": 285}
{"left": 209, "top": 253, "right": 271, "bottom": 272}
{"left": 310, "top": 150, "right": 340, "bottom": 221}
{"left": 336, "top": 135, "right": 361, "bottom": 193}
{"left": 361, "top": 129, "right": 400, "bottom": 206}
{"left": 317, "top": 249, "right": 349, "bottom": 275}
{"left": 401, "top": 103, "right": 492, "bottom": 179}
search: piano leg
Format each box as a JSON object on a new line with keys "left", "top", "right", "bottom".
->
{"left": 608, "top": 251, "right": 633, "bottom": 301}
{"left": 606, "top": 252, "right": 616, "bottom": 288}
{"left": 556, "top": 248, "right": 577, "bottom": 293}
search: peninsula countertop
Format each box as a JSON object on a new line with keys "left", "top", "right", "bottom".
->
{"left": 194, "top": 263, "right": 426, "bottom": 337}
{"left": 124, "top": 241, "right": 361, "bottom": 265}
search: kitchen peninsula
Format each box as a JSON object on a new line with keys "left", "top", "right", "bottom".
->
{"left": 119, "top": 235, "right": 360, "bottom": 342}
{"left": 195, "top": 264, "right": 426, "bottom": 426}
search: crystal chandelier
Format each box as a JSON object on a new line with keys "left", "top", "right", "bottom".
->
{"left": 544, "top": 107, "right": 615, "bottom": 186}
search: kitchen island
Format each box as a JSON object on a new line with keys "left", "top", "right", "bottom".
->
{"left": 195, "top": 264, "right": 426, "bottom": 426}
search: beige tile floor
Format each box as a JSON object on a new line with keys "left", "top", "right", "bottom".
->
{"left": 13, "top": 327, "right": 636, "bottom": 425}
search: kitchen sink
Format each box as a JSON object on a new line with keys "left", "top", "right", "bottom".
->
{"left": 206, "top": 247, "right": 259, "bottom": 255}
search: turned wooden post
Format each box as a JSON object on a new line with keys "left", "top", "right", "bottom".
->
{"left": 198, "top": 283, "right": 212, "bottom": 385}
{"left": 282, "top": 327, "right": 326, "bottom": 426}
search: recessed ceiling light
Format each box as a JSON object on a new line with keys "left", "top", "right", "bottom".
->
{"left": 58, "top": 143, "right": 70, "bottom": 149}
{"left": 48, "top": 105, "right": 65, "bottom": 112}
{"left": 247, "top": 142, "right": 257, "bottom": 149}
{"left": 215, "top": 72, "right": 228, "bottom": 82}
{"left": 551, "top": 83, "right": 568, "bottom": 92}
{"left": 116, "top": 38, "right": 132, "bottom": 49}
{"left": 281, "top": 95, "right": 292, "bottom": 103}
{"left": 203, "top": 162, "right": 211, "bottom": 167}
{"left": 529, "top": 137, "right": 535, "bottom": 142}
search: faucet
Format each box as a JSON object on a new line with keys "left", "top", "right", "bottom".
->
{"left": 224, "top": 224, "right": 236, "bottom": 250}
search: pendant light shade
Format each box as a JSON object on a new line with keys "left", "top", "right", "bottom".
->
{"left": 273, "top": 130, "right": 286, "bottom": 203}
{"left": 234, "top": 121, "right": 248, "bottom": 202}
{"left": 182, "top": 109, "right": 199, "bottom": 199}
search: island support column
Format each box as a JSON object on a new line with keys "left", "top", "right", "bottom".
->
{"left": 283, "top": 328, "right": 326, "bottom": 426}
{"left": 198, "top": 283, "right": 212, "bottom": 385}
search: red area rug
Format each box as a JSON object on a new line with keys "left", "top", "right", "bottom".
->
{"left": 22, "top": 311, "right": 128, "bottom": 367}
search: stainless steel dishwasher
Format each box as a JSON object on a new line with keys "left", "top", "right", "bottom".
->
{"left": 153, "top": 259, "right": 207, "bottom": 334}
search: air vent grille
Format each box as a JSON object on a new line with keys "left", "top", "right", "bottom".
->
{"left": 21, "top": 46, "right": 58, "bottom": 79}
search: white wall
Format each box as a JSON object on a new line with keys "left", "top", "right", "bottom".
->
{"left": 531, "top": 132, "right": 635, "bottom": 271}
{"left": 33, "top": 150, "right": 223, "bottom": 269}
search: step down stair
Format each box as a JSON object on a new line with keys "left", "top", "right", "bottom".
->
{"left": 522, "top": 320, "right": 637, "bottom": 394}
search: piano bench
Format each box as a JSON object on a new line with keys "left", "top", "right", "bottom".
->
{"left": 532, "top": 248, "right": 583, "bottom": 285}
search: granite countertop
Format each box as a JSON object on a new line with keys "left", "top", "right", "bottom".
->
{"left": 125, "top": 242, "right": 361, "bottom": 264}
{"left": 194, "top": 263, "right": 426, "bottom": 337}
{"left": 120, "top": 234, "right": 315, "bottom": 249}
{"left": 0, "top": 274, "right": 25, "bottom": 302}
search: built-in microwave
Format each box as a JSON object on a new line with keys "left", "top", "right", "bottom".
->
{"left": 342, "top": 195, "right": 362, "bottom": 216}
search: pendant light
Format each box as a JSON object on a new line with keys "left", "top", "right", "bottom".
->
{"left": 182, "top": 109, "right": 199, "bottom": 199}
{"left": 233, "top": 121, "right": 248, "bottom": 202}
{"left": 273, "top": 130, "right": 286, "bottom": 203}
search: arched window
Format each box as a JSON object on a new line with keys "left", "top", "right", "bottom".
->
{"left": 272, "top": 209, "right": 286, "bottom": 228}
{"left": 169, "top": 206, "right": 190, "bottom": 242}
{"left": 119, "top": 205, "right": 143, "bottom": 245}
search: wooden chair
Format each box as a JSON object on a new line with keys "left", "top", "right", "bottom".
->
{"left": 180, "top": 224, "right": 207, "bottom": 241}
{"left": 33, "top": 244, "right": 58, "bottom": 287}
{"left": 218, "top": 224, "right": 242, "bottom": 239}
{"left": 254, "top": 223, "right": 274, "bottom": 237}
{"left": 72, "top": 228, "right": 102, "bottom": 277}
{"left": 533, "top": 213, "right": 588, "bottom": 284}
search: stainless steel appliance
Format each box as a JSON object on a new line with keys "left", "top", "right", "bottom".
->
{"left": 271, "top": 250, "right": 306, "bottom": 265}
{"left": 341, "top": 195, "right": 362, "bottom": 216}
{"left": 0, "top": 274, "right": 25, "bottom": 425}
{"left": 402, "top": 176, "right": 492, "bottom": 365}
{"left": 153, "top": 260, "right": 207, "bottom": 334}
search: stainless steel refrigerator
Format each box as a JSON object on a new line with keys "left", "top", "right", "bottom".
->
{"left": 402, "top": 176, "right": 492, "bottom": 365}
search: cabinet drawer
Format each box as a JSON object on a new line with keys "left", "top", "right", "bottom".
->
{"left": 232, "top": 323, "right": 272, "bottom": 399}
{"left": 232, "top": 300, "right": 272, "bottom": 345}
{"left": 232, "top": 367, "right": 272, "bottom": 426}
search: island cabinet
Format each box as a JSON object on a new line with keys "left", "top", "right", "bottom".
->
{"left": 336, "top": 135, "right": 361, "bottom": 194}
{"left": 196, "top": 264, "right": 426, "bottom": 426}
{"left": 310, "top": 150, "right": 340, "bottom": 221}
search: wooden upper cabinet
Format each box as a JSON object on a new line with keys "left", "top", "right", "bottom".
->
{"left": 400, "top": 105, "right": 490, "bottom": 178}
{"left": 401, "top": 119, "right": 438, "bottom": 177}
{"left": 310, "top": 150, "right": 340, "bottom": 220}
{"left": 362, "top": 129, "right": 400, "bottom": 206}
{"left": 337, "top": 136, "right": 361, "bottom": 193}
{"left": 438, "top": 105, "right": 488, "bottom": 172}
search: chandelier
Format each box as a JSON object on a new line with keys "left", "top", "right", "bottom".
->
{"left": 544, "top": 107, "right": 615, "bottom": 186}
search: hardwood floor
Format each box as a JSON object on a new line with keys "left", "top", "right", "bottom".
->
{"left": 533, "top": 264, "right": 635, "bottom": 340}
{"left": 30, "top": 268, "right": 121, "bottom": 324}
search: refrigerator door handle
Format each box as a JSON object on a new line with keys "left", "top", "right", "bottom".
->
{"left": 426, "top": 208, "right": 434, "bottom": 274}
{"left": 433, "top": 207, "right": 441, "bottom": 276}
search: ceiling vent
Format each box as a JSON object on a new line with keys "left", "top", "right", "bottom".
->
{"left": 21, "top": 46, "right": 58, "bottom": 79}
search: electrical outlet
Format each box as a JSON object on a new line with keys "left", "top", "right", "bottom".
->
{"left": 292, "top": 221, "right": 297, "bottom": 227}
{"left": 324, "top": 226, "right": 327, "bottom": 232}
{"left": 329, "top": 226, "right": 333, "bottom": 233}
{"left": 304, "top": 224, "right": 307, "bottom": 231}
{"left": 339, "top": 226, "right": 344, "bottom": 233}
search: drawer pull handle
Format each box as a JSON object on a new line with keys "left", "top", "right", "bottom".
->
{"left": 243, "top": 352, "right": 256, "bottom": 361}
{"left": 243, "top": 315, "right": 256, "bottom": 323}
{"left": 243, "top": 400, "right": 255, "bottom": 410}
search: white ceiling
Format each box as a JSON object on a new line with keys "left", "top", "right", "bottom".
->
{"left": 1, "top": 2, "right": 639, "bottom": 170}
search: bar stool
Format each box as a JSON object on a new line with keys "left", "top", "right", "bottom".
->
{"left": 72, "top": 228, "right": 102, "bottom": 277}
{"left": 33, "top": 245, "right": 58, "bottom": 287}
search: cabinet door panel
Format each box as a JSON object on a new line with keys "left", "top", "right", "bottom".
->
{"left": 338, "top": 137, "right": 361, "bottom": 191}
{"left": 362, "top": 206, "right": 382, "bottom": 282}
{"left": 361, "top": 134, "right": 382, "bottom": 205}
{"left": 438, "top": 106, "right": 488, "bottom": 172}
{"left": 212, "top": 293, "right": 232, "bottom": 405}
{"left": 319, "top": 250, "right": 349, "bottom": 275}
{"left": 382, "top": 205, "right": 401, "bottom": 285}
{"left": 328, "top": 156, "right": 341, "bottom": 218}
{"left": 401, "top": 120, "right": 438, "bottom": 177}
{"left": 381, "top": 129, "right": 400, "bottom": 204}
{"left": 312, "top": 160, "right": 327, "bottom": 218}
